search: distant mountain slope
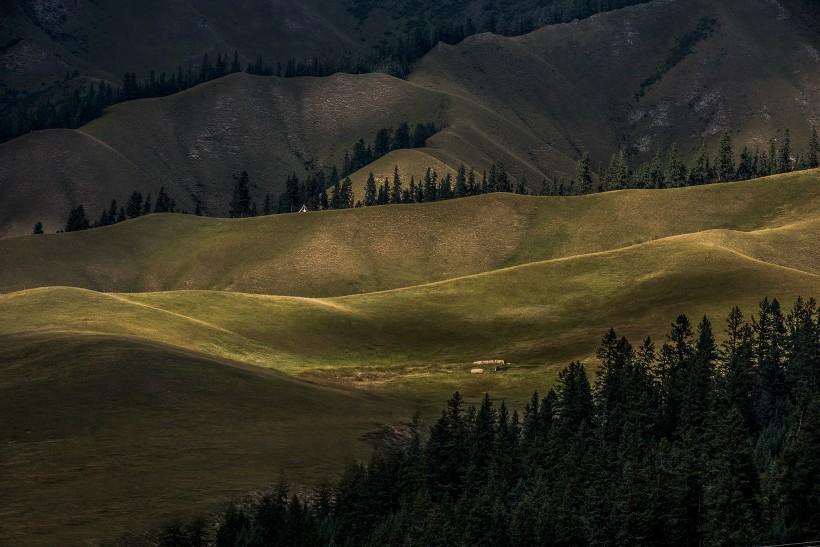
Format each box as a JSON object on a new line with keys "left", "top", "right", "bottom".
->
{"left": 0, "top": 72, "right": 456, "bottom": 235}
{"left": 1, "top": 0, "right": 818, "bottom": 236}
{"left": 0, "top": 0, "right": 361, "bottom": 89}
{"left": 410, "top": 0, "right": 820, "bottom": 164}
{"left": 1, "top": 170, "right": 818, "bottom": 296}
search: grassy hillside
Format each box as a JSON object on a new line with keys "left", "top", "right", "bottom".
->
{"left": 3, "top": 215, "right": 819, "bottom": 546}
{"left": 2, "top": 0, "right": 818, "bottom": 237}
{"left": 0, "top": 332, "right": 405, "bottom": 546}
{"left": 2, "top": 170, "right": 819, "bottom": 296}
{"left": 3, "top": 174, "right": 820, "bottom": 543}
{"left": 0, "top": 72, "right": 456, "bottom": 236}
{"left": 3, "top": 220, "right": 819, "bottom": 378}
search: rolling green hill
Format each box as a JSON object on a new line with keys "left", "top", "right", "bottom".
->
{"left": 1, "top": 0, "right": 818, "bottom": 237}
{"left": 2, "top": 170, "right": 818, "bottom": 296}
{"left": 3, "top": 174, "right": 820, "bottom": 543}
{"left": 0, "top": 332, "right": 404, "bottom": 546}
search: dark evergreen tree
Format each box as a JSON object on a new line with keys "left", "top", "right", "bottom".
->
{"left": 390, "top": 166, "right": 402, "bottom": 204}
{"left": 126, "top": 191, "right": 143, "bottom": 218}
{"left": 229, "top": 171, "right": 252, "bottom": 217}
{"left": 454, "top": 164, "right": 469, "bottom": 197}
{"left": 667, "top": 143, "right": 688, "bottom": 187}
{"left": 576, "top": 153, "right": 593, "bottom": 194}
{"left": 364, "top": 172, "right": 378, "bottom": 206}
{"left": 779, "top": 129, "right": 793, "bottom": 173}
{"left": 65, "top": 205, "right": 90, "bottom": 232}
{"left": 32, "top": 221, "right": 43, "bottom": 235}
{"left": 807, "top": 126, "right": 819, "bottom": 169}
{"left": 718, "top": 132, "right": 736, "bottom": 182}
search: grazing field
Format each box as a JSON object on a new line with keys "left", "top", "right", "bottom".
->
{"left": 1, "top": 170, "right": 819, "bottom": 296}
{"left": 2, "top": 173, "right": 820, "bottom": 544}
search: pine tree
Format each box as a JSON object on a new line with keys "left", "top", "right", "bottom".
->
{"left": 32, "top": 221, "right": 43, "bottom": 235}
{"left": 769, "top": 139, "right": 778, "bottom": 175}
{"left": 438, "top": 173, "right": 452, "bottom": 199}
{"left": 229, "top": 171, "right": 252, "bottom": 217}
{"left": 364, "top": 172, "right": 377, "bottom": 206}
{"left": 779, "top": 129, "right": 793, "bottom": 173}
{"left": 736, "top": 146, "right": 754, "bottom": 180}
{"left": 390, "top": 166, "right": 402, "bottom": 204}
{"left": 702, "top": 407, "right": 762, "bottom": 546}
{"left": 718, "top": 132, "right": 736, "bottom": 182}
{"left": 126, "top": 191, "right": 143, "bottom": 218}
{"left": 341, "top": 177, "right": 354, "bottom": 209}
{"left": 667, "top": 143, "right": 688, "bottom": 187}
{"left": 377, "top": 177, "right": 389, "bottom": 205}
{"left": 423, "top": 167, "right": 437, "bottom": 202}
{"left": 576, "top": 153, "right": 592, "bottom": 194}
{"left": 807, "top": 125, "right": 819, "bottom": 169}
{"left": 454, "top": 164, "right": 469, "bottom": 197}
{"left": 142, "top": 193, "right": 152, "bottom": 216}
{"left": 107, "top": 200, "right": 118, "bottom": 224}
{"left": 392, "top": 122, "right": 410, "bottom": 150}
{"left": 65, "top": 205, "right": 90, "bottom": 232}
{"left": 374, "top": 128, "right": 391, "bottom": 158}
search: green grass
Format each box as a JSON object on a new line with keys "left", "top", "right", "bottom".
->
{"left": 0, "top": 332, "right": 408, "bottom": 546}
{"left": 2, "top": 170, "right": 819, "bottom": 296}
{"left": 3, "top": 172, "right": 820, "bottom": 543}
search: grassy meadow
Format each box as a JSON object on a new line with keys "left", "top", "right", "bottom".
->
{"left": 2, "top": 172, "right": 820, "bottom": 543}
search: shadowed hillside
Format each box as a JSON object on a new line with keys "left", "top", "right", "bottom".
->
{"left": 0, "top": 332, "right": 404, "bottom": 546}
{"left": 1, "top": 0, "right": 818, "bottom": 236}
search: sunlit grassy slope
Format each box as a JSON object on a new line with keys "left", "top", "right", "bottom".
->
{"left": 3, "top": 173, "right": 820, "bottom": 544}
{"left": 2, "top": 170, "right": 819, "bottom": 296}
{"left": 4, "top": 219, "right": 819, "bottom": 378}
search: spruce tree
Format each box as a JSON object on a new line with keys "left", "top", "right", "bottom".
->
{"left": 454, "top": 164, "right": 468, "bottom": 197}
{"left": 718, "top": 132, "right": 736, "bottom": 182}
{"left": 807, "top": 125, "right": 819, "bottom": 169}
{"left": 341, "top": 177, "right": 354, "bottom": 208}
{"left": 126, "top": 191, "right": 143, "bottom": 218}
{"left": 65, "top": 205, "right": 90, "bottom": 232}
{"left": 703, "top": 408, "right": 762, "bottom": 546}
{"left": 576, "top": 153, "right": 592, "bottom": 194}
{"left": 373, "top": 128, "right": 391, "bottom": 158}
{"left": 779, "top": 129, "right": 793, "bottom": 173}
{"left": 229, "top": 171, "right": 252, "bottom": 217}
{"left": 667, "top": 143, "right": 688, "bottom": 187}
{"left": 392, "top": 122, "right": 410, "bottom": 150}
{"left": 423, "top": 167, "right": 437, "bottom": 201}
{"left": 364, "top": 172, "right": 377, "bottom": 206}
{"left": 390, "top": 166, "right": 402, "bottom": 204}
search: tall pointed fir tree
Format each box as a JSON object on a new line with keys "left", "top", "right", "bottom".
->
{"left": 807, "top": 125, "right": 819, "bottom": 169}
{"left": 230, "top": 171, "right": 252, "bottom": 217}
{"left": 390, "top": 166, "right": 402, "bottom": 204}
{"left": 576, "top": 153, "right": 593, "bottom": 194}
{"left": 718, "top": 132, "right": 736, "bottom": 182}
{"left": 364, "top": 172, "right": 377, "bottom": 206}
{"left": 779, "top": 128, "right": 793, "bottom": 173}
